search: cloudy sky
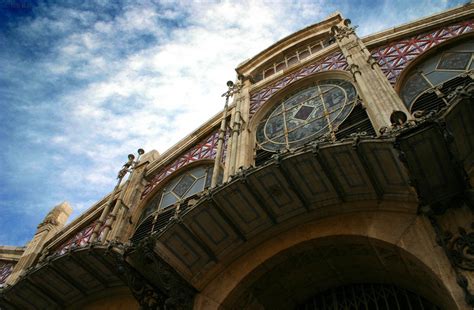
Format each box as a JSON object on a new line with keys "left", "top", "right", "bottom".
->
{"left": 0, "top": 0, "right": 466, "bottom": 246}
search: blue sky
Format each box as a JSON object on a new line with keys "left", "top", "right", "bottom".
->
{"left": 0, "top": 0, "right": 467, "bottom": 246}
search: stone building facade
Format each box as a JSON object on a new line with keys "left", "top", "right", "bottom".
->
{"left": 1, "top": 4, "right": 474, "bottom": 309}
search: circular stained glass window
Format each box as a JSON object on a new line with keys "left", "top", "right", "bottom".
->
{"left": 256, "top": 79, "right": 357, "bottom": 151}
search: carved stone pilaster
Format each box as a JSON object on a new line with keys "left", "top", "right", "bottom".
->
{"left": 331, "top": 19, "right": 410, "bottom": 134}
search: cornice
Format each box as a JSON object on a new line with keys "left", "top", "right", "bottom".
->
{"left": 0, "top": 246, "right": 25, "bottom": 262}
{"left": 363, "top": 2, "right": 474, "bottom": 48}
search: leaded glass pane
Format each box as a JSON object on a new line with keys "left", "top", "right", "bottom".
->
{"left": 161, "top": 192, "right": 178, "bottom": 208}
{"left": 256, "top": 79, "right": 357, "bottom": 152}
{"left": 190, "top": 166, "right": 206, "bottom": 178}
{"left": 425, "top": 70, "right": 461, "bottom": 86}
{"left": 140, "top": 194, "right": 161, "bottom": 222}
{"left": 173, "top": 174, "right": 196, "bottom": 197}
{"left": 265, "top": 114, "right": 285, "bottom": 139}
{"left": 294, "top": 105, "right": 314, "bottom": 120}
{"left": 322, "top": 86, "right": 345, "bottom": 110}
{"left": 401, "top": 73, "right": 430, "bottom": 108}
{"left": 186, "top": 177, "right": 205, "bottom": 199}
{"left": 437, "top": 52, "right": 471, "bottom": 70}
{"left": 400, "top": 38, "right": 473, "bottom": 111}
{"left": 139, "top": 165, "right": 218, "bottom": 226}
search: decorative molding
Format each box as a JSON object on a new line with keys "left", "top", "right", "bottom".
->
{"left": 125, "top": 238, "right": 196, "bottom": 309}
{"left": 371, "top": 19, "right": 474, "bottom": 84}
{"left": 448, "top": 223, "right": 474, "bottom": 271}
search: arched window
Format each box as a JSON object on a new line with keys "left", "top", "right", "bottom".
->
{"left": 132, "top": 164, "right": 222, "bottom": 243}
{"left": 139, "top": 165, "right": 219, "bottom": 222}
{"left": 400, "top": 38, "right": 474, "bottom": 113}
{"left": 255, "top": 78, "right": 359, "bottom": 154}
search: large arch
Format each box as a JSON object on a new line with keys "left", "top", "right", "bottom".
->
{"left": 193, "top": 210, "right": 465, "bottom": 310}
{"left": 68, "top": 287, "right": 138, "bottom": 310}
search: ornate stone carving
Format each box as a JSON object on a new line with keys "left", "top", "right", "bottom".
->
{"left": 348, "top": 63, "right": 361, "bottom": 79}
{"left": 131, "top": 238, "right": 196, "bottom": 309}
{"left": 116, "top": 261, "right": 166, "bottom": 310}
{"left": 447, "top": 81, "right": 474, "bottom": 101}
{"left": 445, "top": 223, "right": 474, "bottom": 271}
{"left": 428, "top": 216, "right": 474, "bottom": 306}
{"left": 331, "top": 24, "right": 356, "bottom": 41}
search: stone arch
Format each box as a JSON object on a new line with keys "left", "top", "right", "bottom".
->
{"left": 68, "top": 287, "right": 138, "bottom": 310}
{"left": 194, "top": 210, "right": 465, "bottom": 309}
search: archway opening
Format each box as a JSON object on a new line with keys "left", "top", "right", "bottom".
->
{"left": 222, "top": 236, "right": 455, "bottom": 309}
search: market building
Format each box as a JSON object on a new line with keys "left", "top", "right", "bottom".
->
{"left": 1, "top": 3, "right": 474, "bottom": 309}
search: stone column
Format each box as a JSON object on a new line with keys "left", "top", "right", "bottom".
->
{"left": 236, "top": 78, "right": 253, "bottom": 170}
{"left": 6, "top": 202, "right": 72, "bottom": 285}
{"left": 332, "top": 20, "right": 411, "bottom": 134}
{"left": 108, "top": 150, "right": 160, "bottom": 243}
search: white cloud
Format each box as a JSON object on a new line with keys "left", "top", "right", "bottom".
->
{"left": 0, "top": 0, "right": 466, "bottom": 245}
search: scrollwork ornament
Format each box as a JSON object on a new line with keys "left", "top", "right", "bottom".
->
{"left": 450, "top": 223, "right": 474, "bottom": 271}
{"left": 447, "top": 81, "right": 474, "bottom": 101}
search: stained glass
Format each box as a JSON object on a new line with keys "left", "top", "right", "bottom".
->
{"left": 437, "top": 52, "right": 471, "bottom": 70}
{"left": 173, "top": 174, "right": 196, "bottom": 197}
{"left": 161, "top": 192, "right": 178, "bottom": 207}
{"left": 399, "top": 38, "right": 473, "bottom": 110}
{"left": 139, "top": 165, "right": 221, "bottom": 225}
{"left": 401, "top": 73, "right": 430, "bottom": 108}
{"left": 294, "top": 105, "right": 314, "bottom": 120}
{"left": 323, "top": 86, "right": 345, "bottom": 109}
{"left": 265, "top": 115, "right": 285, "bottom": 139}
{"left": 256, "top": 79, "right": 356, "bottom": 152}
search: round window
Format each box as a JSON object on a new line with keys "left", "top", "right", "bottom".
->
{"left": 256, "top": 79, "right": 357, "bottom": 151}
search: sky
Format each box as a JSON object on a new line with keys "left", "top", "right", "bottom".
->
{"left": 0, "top": 0, "right": 468, "bottom": 246}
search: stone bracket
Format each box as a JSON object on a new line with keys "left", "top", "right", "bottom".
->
{"left": 122, "top": 238, "right": 196, "bottom": 310}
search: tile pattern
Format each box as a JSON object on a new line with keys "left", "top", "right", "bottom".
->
{"left": 0, "top": 260, "right": 14, "bottom": 287}
{"left": 141, "top": 129, "right": 221, "bottom": 199}
{"left": 372, "top": 19, "right": 474, "bottom": 84}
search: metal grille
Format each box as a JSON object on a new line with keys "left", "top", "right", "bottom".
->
{"left": 254, "top": 102, "right": 375, "bottom": 167}
{"left": 131, "top": 193, "right": 202, "bottom": 244}
{"left": 297, "top": 283, "right": 440, "bottom": 310}
{"left": 130, "top": 206, "right": 175, "bottom": 244}
{"left": 411, "top": 75, "right": 472, "bottom": 113}
{"left": 335, "top": 103, "right": 376, "bottom": 140}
